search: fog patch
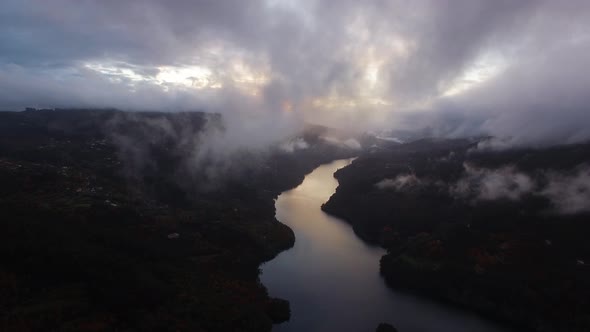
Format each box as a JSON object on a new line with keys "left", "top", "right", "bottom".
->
{"left": 376, "top": 174, "right": 421, "bottom": 191}
{"left": 439, "top": 151, "right": 457, "bottom": 162}
{"left": 344, "top": 138, "right": 362, "bottom": 150}
{"left": 542, "top": 166, "right": 590, "bottom": 214}
{"left": 452, "top": 164, "right": 534, "bottom": 201}
{"left": 451, "top": 163, "right": 590, "bottom": 215}
{"left": 322, "top": 136, "right": 362, "bottom": 150}
{"left": 279, "top": 137, "right": 309, "bottom": 153}
{"left": 106, "top": 110, "right": 303, "bottom": 191}
{"left": 472, "top": 137, "right": 518, "bottom": 151}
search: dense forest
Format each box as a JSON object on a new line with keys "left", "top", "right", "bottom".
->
{"left": 323, "top": 138, "right": 590, "bottom": 331}
{"left": 0, "top": 109, "right": 356, "bottom": 332}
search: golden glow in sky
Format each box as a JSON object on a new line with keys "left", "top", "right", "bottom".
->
{"left": 442, "top": 54, "right": 507, "bottom": 97}
{"left": 84, "top": 59, "right": 269, "bottom": 96}
{"left": 156, "top": 66, "right": 215, "bottom": 88}
{"left": 82, "top": 44, "right": 504, "bottom": 121}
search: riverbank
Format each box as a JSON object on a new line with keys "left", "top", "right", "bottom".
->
{"left": 0, "top": 109, "right": 358, "bottom": 331}
{"left": 322, "top": 139, "right": 590, "bottom": 331}
{"left": 262, "top": 159, "right": 511, "bottom": 332}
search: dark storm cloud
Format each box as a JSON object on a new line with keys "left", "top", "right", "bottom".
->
{"left": 0, "top": 0, "right": 589, "bottom": 146}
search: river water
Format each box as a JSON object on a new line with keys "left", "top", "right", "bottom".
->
{"left": 261, "top": 159, "right": 513, "bottom": 332}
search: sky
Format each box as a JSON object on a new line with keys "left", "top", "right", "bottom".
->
{"left": 1, "top": 0, "right": 590, "bottom": 146}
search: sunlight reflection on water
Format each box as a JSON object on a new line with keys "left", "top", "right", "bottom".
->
{"left": 261, "top": 159, "right": 512, "bottom": 332}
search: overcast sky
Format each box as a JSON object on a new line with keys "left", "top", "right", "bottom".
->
{"left": 1, "top": 0, "right": 589, "bottom": 145}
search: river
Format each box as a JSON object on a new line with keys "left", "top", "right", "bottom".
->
{"left": 261, "top": 159, "right": 513, "bottom": 332}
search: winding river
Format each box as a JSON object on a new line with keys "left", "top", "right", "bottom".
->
{"left": 261, "top": 159, "right": 512, "bottom": 332}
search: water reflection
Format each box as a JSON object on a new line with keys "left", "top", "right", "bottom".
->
{"left": 261, "top": 159, "right": 512, "bottom": 332}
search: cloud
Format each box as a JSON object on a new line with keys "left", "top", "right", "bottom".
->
{"left": 376, "top": 174, "right": 421, "bottom": 191}
{"left": 435, "top": 40, "right": 590, "bottom": 147}
{"left": 343, "top": 138, "right": 362, "bottom": 150}
{"left": 542, "top": 166, "right": 590, "bottom": 214}
{"left": 1, "top": 0, "right": 590, "bottom": 146}
{"left": 451, "top": 163, "right": 590, "bottom": 215}
{"left": 105, "top": 110, "right": 305, "bottom": 191}
{"left": 452, "top": 164, "right": 534, "bottom": 201}
{"left": 321, "top": 136, "right": 362, "bottom": 150}
{"left": 280, "top": 138, "right": 309, "bottom": 153}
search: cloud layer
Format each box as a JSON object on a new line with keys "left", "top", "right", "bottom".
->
{"left": 1, "top": 0, "right": 590, "bottom": 145}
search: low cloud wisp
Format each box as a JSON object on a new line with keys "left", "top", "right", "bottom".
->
{"left": 452, "top": 164, "right": 535, "bottom": 202}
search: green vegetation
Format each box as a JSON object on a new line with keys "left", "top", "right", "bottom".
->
{"left": 323, "top": 138, "right": 590, "bottom": 331}
{"left": 0, "top": 109, "right": 355, "bottom": 331}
